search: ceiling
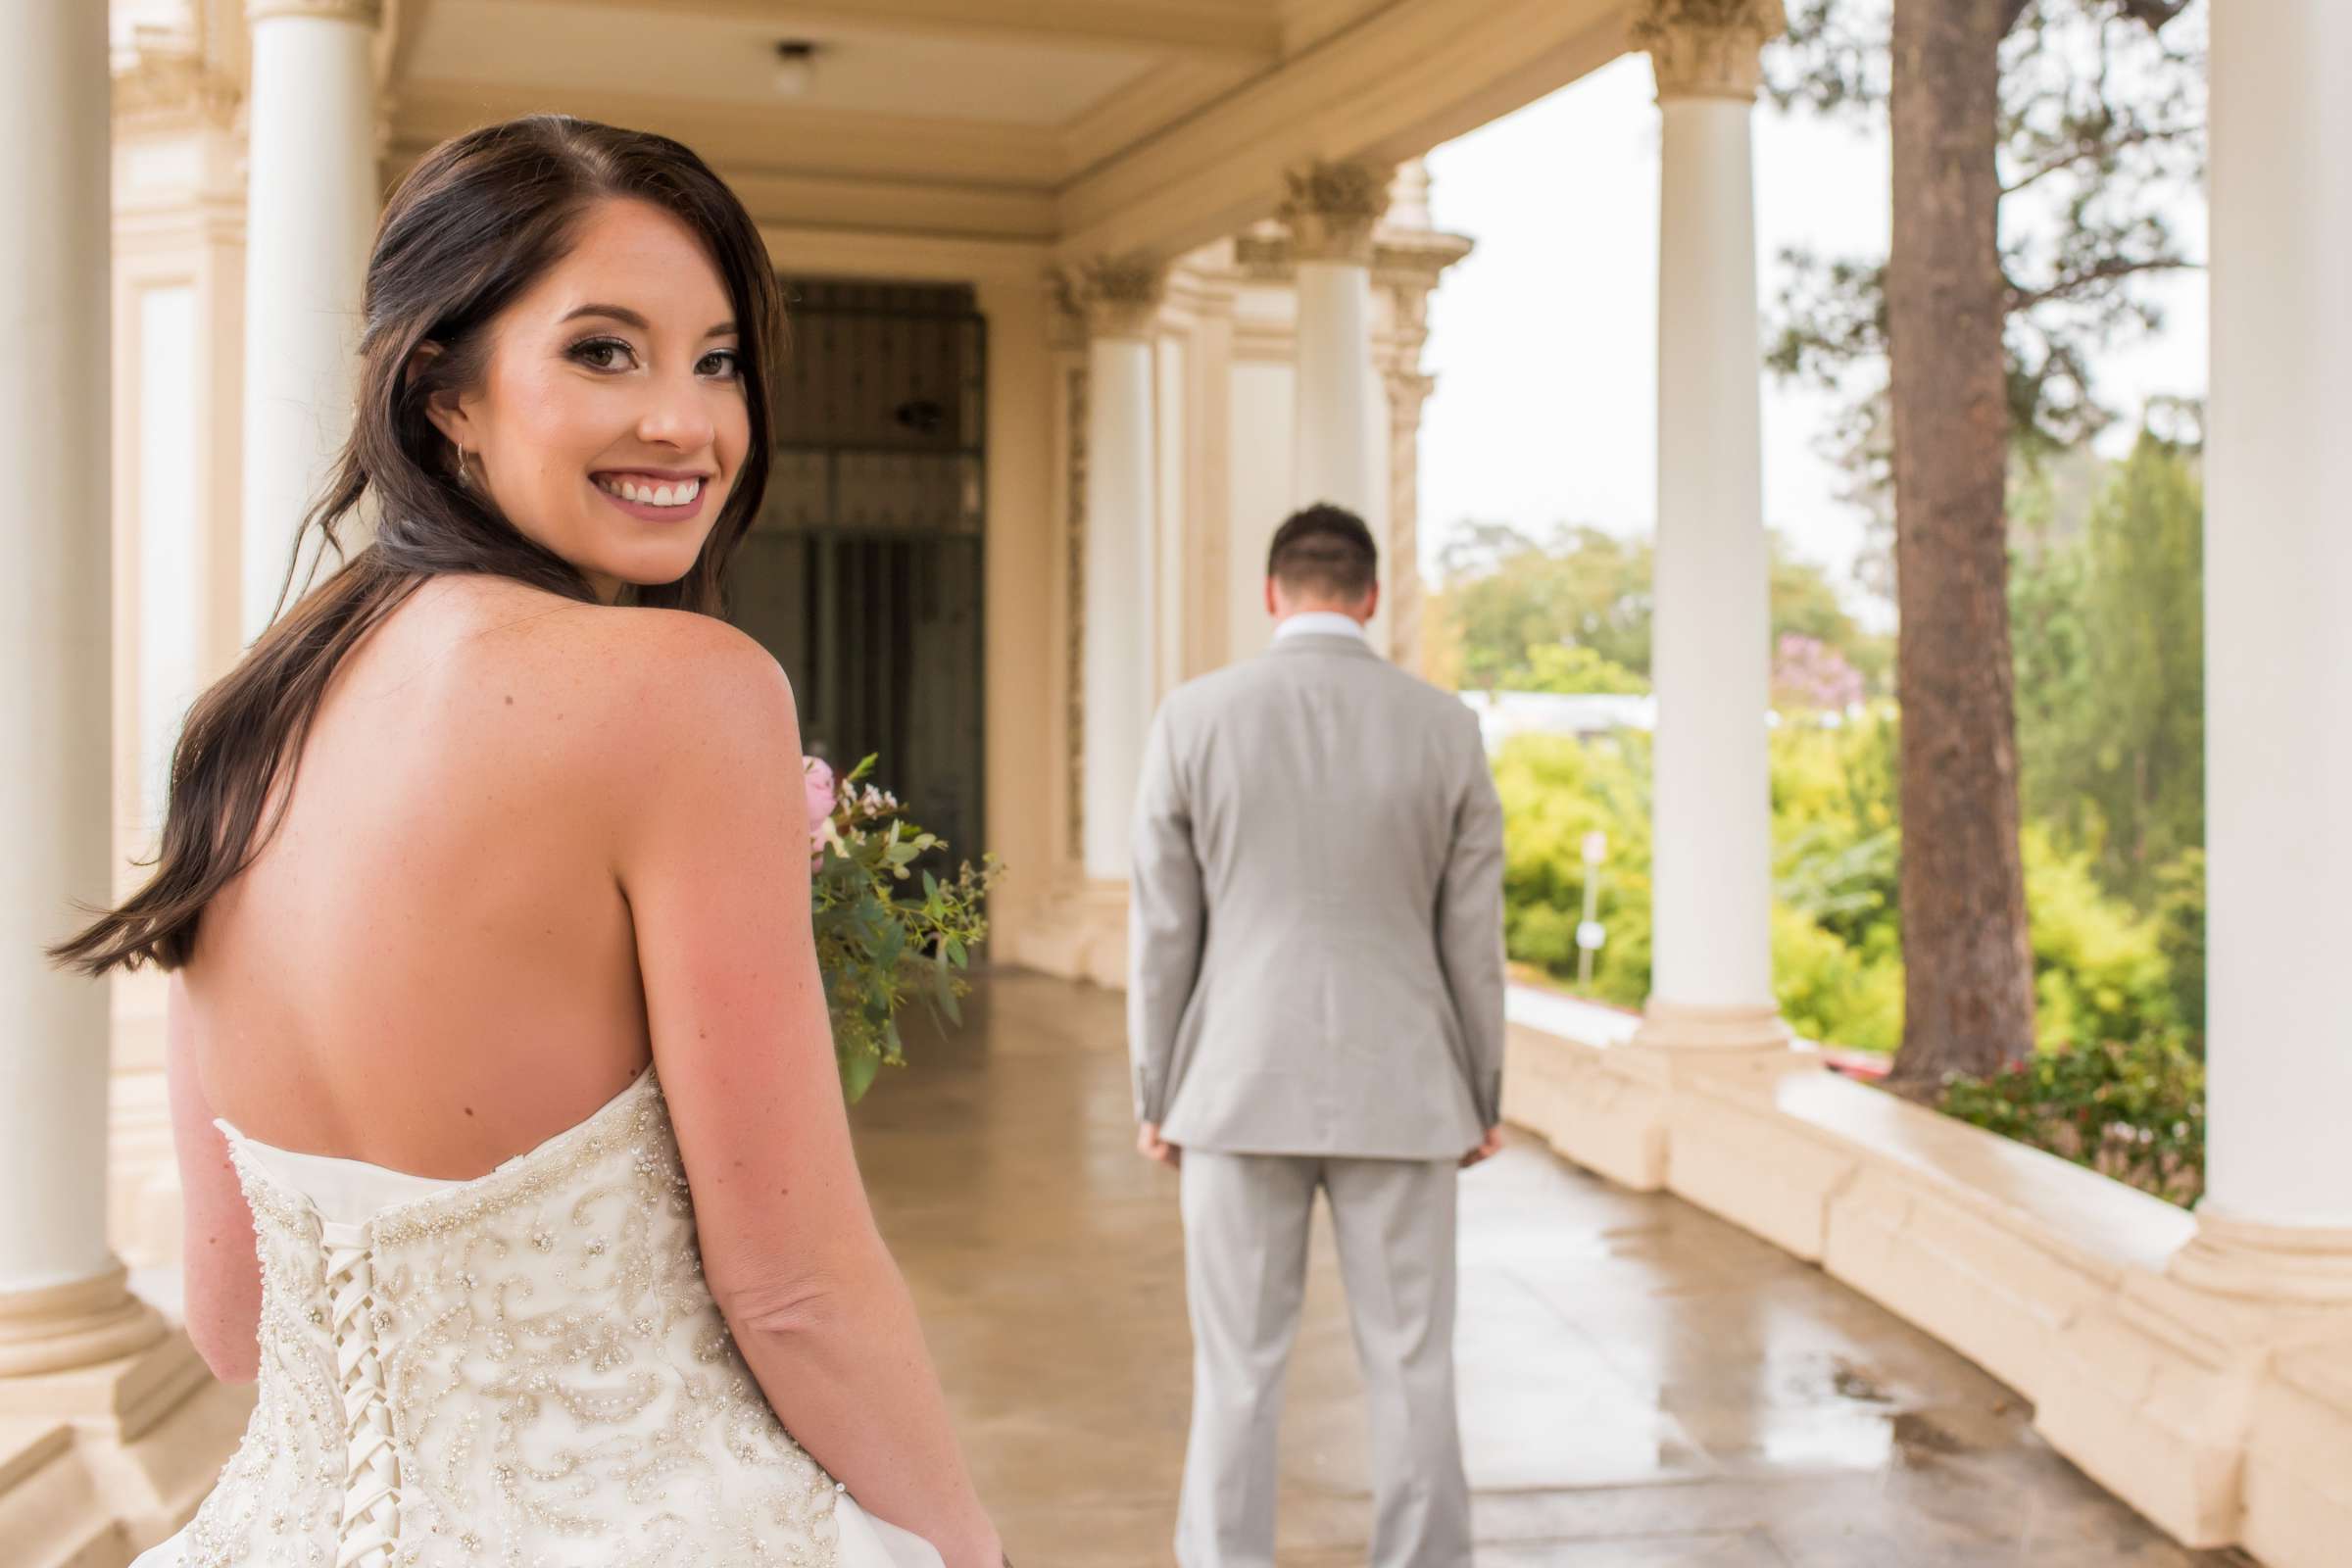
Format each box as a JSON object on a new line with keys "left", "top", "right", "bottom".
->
{"left": 406, "top": 1, "right": 1174, "bottom": 127}
{"left": 372, "top": 0, "right": 1633, "bottom": 260}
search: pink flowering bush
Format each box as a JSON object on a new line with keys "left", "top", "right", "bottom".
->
{"left": 802, "top": 754, "right": 1002, "bottom": 1102}
{"left": 1771, "top": 633, "right": 1868, "bottom": 713}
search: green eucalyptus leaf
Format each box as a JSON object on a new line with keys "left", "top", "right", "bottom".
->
{"left": 840, "top": 1050, "right": 880, "bottom": 1103}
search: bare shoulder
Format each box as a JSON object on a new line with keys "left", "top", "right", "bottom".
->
{"left": 442, "top": 591, "right": 798, "bottom": 812}
{"left": 590, "top": 604, "right": 787, "bottom": 715}
{"left": 475, "top": 595, "right": 788, "bottom": 726}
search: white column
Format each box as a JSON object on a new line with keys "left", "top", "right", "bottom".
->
{"left": 2170, "top": 0, "right": 2352, "bottom": 1299}
{"left": 1285, "top": 162, "right": 1389, "bottom": 517}
{"left": 0, "top": 0, "right": 165, "bottom": 1375}
{"left": 1633, "top": 0, "right": 1790, "bottom": 1052}
{"left": 241, "top": 0, "right": 382, "bottom": 642}
{"left": 1067, "top": 260, "right": 1164, "bottom": 880}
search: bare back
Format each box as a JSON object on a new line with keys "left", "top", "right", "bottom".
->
{"left": 183, "top": 575, "right": 653, "bottom": 1176}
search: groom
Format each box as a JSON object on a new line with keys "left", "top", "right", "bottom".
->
{"left": 1128, "top": 502, "right": 1506, "bottom": 1568}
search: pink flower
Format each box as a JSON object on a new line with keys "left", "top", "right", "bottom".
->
{"left": 802, "top": 757, "right": 837, "bottom": 862}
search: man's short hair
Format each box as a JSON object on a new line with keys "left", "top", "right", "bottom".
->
{"left": 1267, "top": 503, "right": 1378, "bottom": 602}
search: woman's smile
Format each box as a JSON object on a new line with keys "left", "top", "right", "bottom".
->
{"left": 591, "top": 466, "right": 714, "bottom": 522}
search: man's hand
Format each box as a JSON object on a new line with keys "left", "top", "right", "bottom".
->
{"left": 1460, "top": 1124, "right": 1504, "bottom": 1169}
{"left": 1137, "top": 1121, "right": 1182, "bottom": 1169}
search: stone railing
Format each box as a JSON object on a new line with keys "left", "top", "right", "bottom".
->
{"left": 1501, "top": 987, "right": 2352, "bottom": 1568}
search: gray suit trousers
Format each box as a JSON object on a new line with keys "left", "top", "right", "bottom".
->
{"left": 1176, "top": 1151, "right": 1471, "bottom": 1568}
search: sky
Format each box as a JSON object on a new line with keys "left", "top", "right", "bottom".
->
{"left": 1415, "top": 51, "right": 2209, "bottom": 620}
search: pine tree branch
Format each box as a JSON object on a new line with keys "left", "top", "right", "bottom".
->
{"left": 2006, "top": 254, "right": 2198, "bottom": 314}
{"left": 2000, "top": 119, "right": 2202, "bottom": 196}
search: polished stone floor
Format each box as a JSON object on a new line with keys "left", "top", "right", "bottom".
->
{"left": 853, "top": 969, "right": 2246, "bottom": 1568}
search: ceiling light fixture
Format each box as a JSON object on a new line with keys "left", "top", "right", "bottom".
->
{"left": 773, "top": 39, "right": 818, "bottom": 99}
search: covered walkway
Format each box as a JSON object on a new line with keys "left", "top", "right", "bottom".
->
{"left": 856, "top": 970, "right": 2233, "bottom": 1566}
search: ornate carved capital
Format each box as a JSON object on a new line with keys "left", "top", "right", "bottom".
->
{"left": 1280, "top": 160, "right": 1394, "bottom": 266}
{"left": 1052, "top": 255, "right": 1166, "bottom": 340}
{"left": 1633, "top": 0, "right": 1786, "bottom": 101}
{"left": 248, "top": 0, "right": 384, "bottom": 25}
{"left": 1385, "top": 368, "right": 1437, "bottom": 418}
{"left": 112, "top": 30, "right": 244, "bottom": 128}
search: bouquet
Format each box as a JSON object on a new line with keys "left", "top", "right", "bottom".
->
{"left": 803, "top": 754, "right": 1003, "bottom": 1102}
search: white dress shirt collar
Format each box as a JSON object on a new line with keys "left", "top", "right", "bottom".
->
{"left": 1272, "top": 611, "right": 1370, "bottom": 643}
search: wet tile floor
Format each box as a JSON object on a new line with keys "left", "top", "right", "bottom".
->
{"left": 852, "top": 969, "right": 2249, "bottom": 1567}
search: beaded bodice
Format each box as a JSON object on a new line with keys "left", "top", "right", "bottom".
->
{"left": 181, "top": 1068, "right": 846, "bottom": 1568}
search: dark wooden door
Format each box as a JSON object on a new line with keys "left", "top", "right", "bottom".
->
{"left": 729, "top": 278, "right": 987, "bottom": 865}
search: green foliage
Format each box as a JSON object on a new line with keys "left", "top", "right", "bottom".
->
{"left": 1772, "top": 901, "right": 1905, "bottom": 1053}
{"left": 1770, "top": 711, "right": 1902, "bottom": 939}
{"left": 2150, "top": 847, "right": 2206, "bottom": 1055}
{"left": 1772, "top": 552, "right": 1890, "bottom": 693}
{"left": 2012, "top": 432, "right": 2205, "bottom": 906}
{"left": 2021, "top": 825, "right": 2183, "bottom": 1054}
{"left": 808, "top": 755, "right": 1003, "bottom": 1103}
{"left": 1520, "top": 643, "right": 1650, "bottom": 696}
{"left": 1492, "top": 733, "right": 1653, "bottom": 1007}
{"left": 1765, "top": 711, "right": 1907, "bottom": 1052}
{"left": 1498, "top": 701, "right": 2197, "bottom": 1063}
{"left": 1477, "top": 419, "right": 2209, "bottom": 1199}
{"left": 1435, "top": 523, "right": 1654, "bottom": 690}
{"left": 1431, "top": 521, "right": 1886, "bottom": 697}
{"left": 1938, "top": 1038, "right": 2205, "bottom": 1206}
{"left": 2005, "top": 429, "right": 2210, "bottom": 1055}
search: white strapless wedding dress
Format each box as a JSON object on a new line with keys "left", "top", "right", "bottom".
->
{"left": 133, "top": 1066, "right": 943, "bottom": 1568}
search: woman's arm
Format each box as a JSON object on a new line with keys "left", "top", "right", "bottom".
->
{"left": 608, "top": 614, "right": 999, "bottom": 1568}
{"left": 168, "top": 969, "right": 262, "bottom": 1383}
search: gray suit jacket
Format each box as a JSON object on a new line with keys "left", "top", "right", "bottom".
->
{"left": 1127, "top": 630, "right": 1507, "bottom": 1159}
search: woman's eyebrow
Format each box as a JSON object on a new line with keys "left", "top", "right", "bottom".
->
{"left": 558, "top": 303, "right": 736, "bottom": 338}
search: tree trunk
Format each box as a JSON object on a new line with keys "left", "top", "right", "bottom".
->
{"left": 1886, "top": 0, "right": 2037, "bottom": 1093}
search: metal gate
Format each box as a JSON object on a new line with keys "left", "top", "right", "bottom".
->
{"left": 729, "top": 278, "right": 987, "bottom": 865}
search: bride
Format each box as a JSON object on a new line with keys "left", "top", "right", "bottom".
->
{"left": 51, "top": 115, "right": 1002, "bottom": 1568}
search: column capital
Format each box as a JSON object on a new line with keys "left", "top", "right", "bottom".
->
{"left": 247, "top": 0, "right": 384, "bottom": 24}
{"left": 1384, "top": 367, "right": 1437, "bottom": 414}
{"left": 112, "top": 27, "right": 245, "bottom": 127}
{"left": 1052, "top": 255, "right": 1166, "bottom": 341}
{"left": 1280, "top": 160, "right": 1395, "bottom": 266}
{"left": 1633, "top": 0, "right": 1786, "bottom": 101}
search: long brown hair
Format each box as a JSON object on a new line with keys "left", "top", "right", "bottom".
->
{"left": 49, "top": 115, "right": 787, "bottom": 977}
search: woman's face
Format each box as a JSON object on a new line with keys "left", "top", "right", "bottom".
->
{"left": 428, "top": 196, "right": 753, "bottom": 603}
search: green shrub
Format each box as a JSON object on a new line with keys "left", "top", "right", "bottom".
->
{"left": 1521, "top": 641, "right": 1651, "bottom": 695}
{"left": 1494, "top": 695, "right": 2202, "bottom": 1087}
{"left": 1771, "top": 903, "right": 1905, "bottom": 1053}
{"left": 1937, "top": 1038, "right": 2205, "bottom": 1206}
{"left": 2151, "top": 847, "right": 2207, "bottom": 1056}
{"left": 1493, "top": 733, "right": 1652, "bottom": 1007}
{"left": 2022, "top": 826, "right": 2182, "bottom": 1053}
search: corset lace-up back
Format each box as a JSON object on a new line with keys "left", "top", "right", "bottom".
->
{"left": 171, "top": 1068, "right": 856, "bottom": 1568}
{"left": 318, "top": 1216, "right": 399, "bottom": 1567}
